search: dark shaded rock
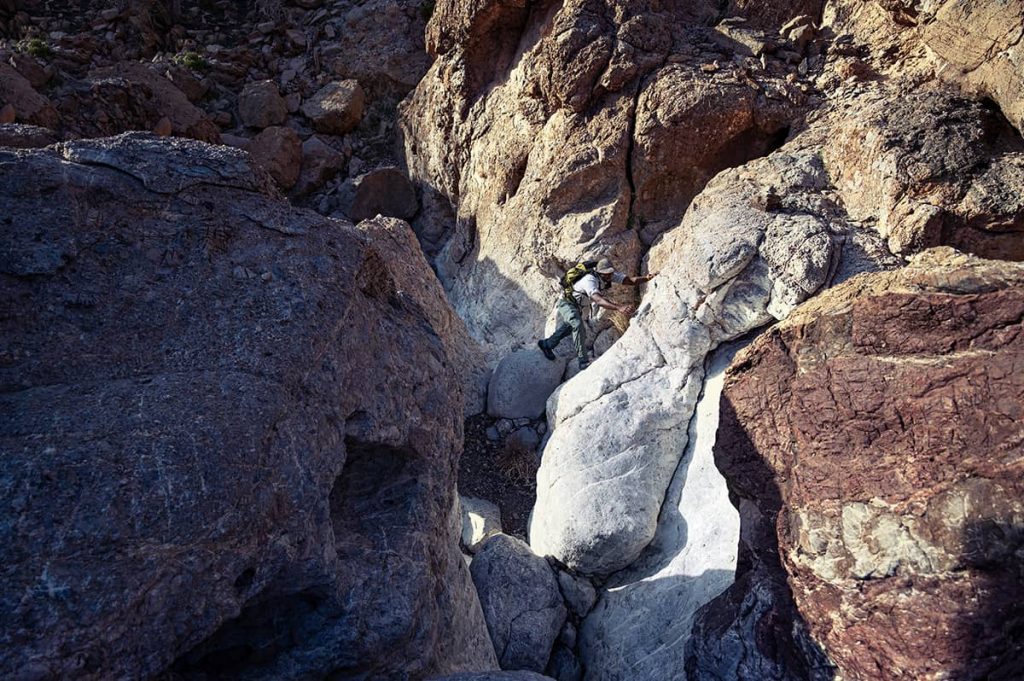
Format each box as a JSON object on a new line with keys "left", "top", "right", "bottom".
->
{"left": 715, "top": 247, "right": 1024, "bottom": 681}
{"left": 471, "top": 534, "right": 568, "bottom": 673}
{"left": 0, "top": 62, "right": 59, "bottom": 129}
{"left": 346, "top": 166, "right": 419, "bottom": 222}
{"left": 249, "top": 125, "right": 302, "bottom": 189}
{"left": 292, "top": 135, "right": 347, "bottom": 197}
{"left": 429, "top": 672, "right": 556, "bottom": 681}
{"left": 0, "top": 133, "right": 497, "bottom": 680}
{"left": 238, "top": 80, "right": 287, "bottom": 129}
{"left": 83, "top": 63, "right": 221, "bottom": 142}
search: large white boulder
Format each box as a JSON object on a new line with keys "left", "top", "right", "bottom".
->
{"left": 529, "top": 151, "right": 865, "bottom": 576}
{"left": 577, "top": 342, "right": 743, "bottom": 679}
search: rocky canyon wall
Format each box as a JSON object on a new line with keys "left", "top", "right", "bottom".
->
{"left": 401, "top": 0, "right": 1024, "bottom": 679}
{"left": 0, "top": 134, "right": 496, "bottom": 680}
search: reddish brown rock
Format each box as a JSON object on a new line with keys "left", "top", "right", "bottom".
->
{"left": 0, "top": 133, "right": 497, "bottom": 680}
{"left": 715, "top": 248, "right": 1024, "bottom": 681}
{"left": 345, "top": 166, "right": 419, "bottom": 222}
{"left": 0, "top": 62, "right": 59, "bottom": 129}
{"left": 249, "top": 125, "right": 302, "bottom": 189}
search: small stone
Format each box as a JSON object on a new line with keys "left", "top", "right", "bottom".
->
{"left": 153, "top": 117, "right": 173, "bottom": 137}
{"left": 460, "top": 495, "right": 503, "bottom": 553}
{"left": 0, "top": 104, "right": 15, "bottom": 125}
{"left": 249, "top": 126, "right": 302, "bottom": 189}
{"left": 301, "top": 80, "right": 365, "bottom": 135}
{"left": 238, "top": 80, "right": 287, "bottom": 128}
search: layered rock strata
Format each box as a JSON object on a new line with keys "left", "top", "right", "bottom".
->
{"left": 0, "top": 133, "right": 495, "bottom": 680}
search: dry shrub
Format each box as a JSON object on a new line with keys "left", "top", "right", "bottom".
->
{"left": 607, "top": 309, "right": 630, "bottom": 335}
{"left": 496, "top": 437, "right": 538, "bottom": 488}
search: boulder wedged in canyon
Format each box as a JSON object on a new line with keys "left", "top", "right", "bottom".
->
{"left": 0, "top": 133, "right": 496, "bottom": 680}
{"left": 399, "top": 0, "right": 817, "bottom": 359}
{"left": 470, "top": 534, "right": 568, "bottom": 673}
{"left": 715, "top": 248, "right": 1024, "bottom": 681}
{"left": 576, "top": 342, "right": 744, "bottom": 681}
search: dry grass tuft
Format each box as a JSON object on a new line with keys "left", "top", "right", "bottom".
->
{"left": 495, "top": 438, "right": 539, "bottom": 488}
{"left": 607, "top": 309, "right": 630, "bottom": 335}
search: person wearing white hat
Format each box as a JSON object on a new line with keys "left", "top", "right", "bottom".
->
{"left": 537, "top": 257, "right": 656, "bottom": 370}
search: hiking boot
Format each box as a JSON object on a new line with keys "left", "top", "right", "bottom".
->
{"left": 578, "top": 357, "right": 589, "bottom": 370}
{"left": 537, "top": 339, "right": 556, "bottom": 361}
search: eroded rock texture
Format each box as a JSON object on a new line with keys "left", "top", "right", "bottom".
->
{"left": 716, "top": 248, "right": 1024, "bottom": 681}
{"left": 400, "top": 0, "right": 814, "bottom": 357}
{"left": 0, "top": 133, "right": 496, "bottom": 680}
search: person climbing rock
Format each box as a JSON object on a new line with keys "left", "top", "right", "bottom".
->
{"left": 537, "top": 257, "right": 656, "bottom": 370}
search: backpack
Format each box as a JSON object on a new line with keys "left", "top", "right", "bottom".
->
{"left": 561, "top": 260, "right": 599, "bottom": 299}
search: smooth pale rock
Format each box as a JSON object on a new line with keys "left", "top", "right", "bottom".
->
{"left": 530, "top": 149, "right": 855, "bottom": 577}
{"left": 487, "top": 349, "right": 567, "bottom": 420}
{"left": 715, "top": 248, "right": 1024, "bottom": 681}
{"left": 249, "top": 125, "right": 302, "bottom": 189}
{"left": 461, "top": 495, "right": 503, "bottom": 553}
{"left": 0, "top": 133, "right": 497, "bottom": 680}
{"left": 301, "top": 80, "right": 365, "bottom": 135}
{"left": 577, "top": 342, "right": 743, "bottom": 680}
{"left": 347, "top": 166, "right": 419, "bottom": 222}
{"left": 471, "top": 535, "right": 568, "bottom": 673}
{"left": 238, "top": 79, "right": 287, "bottom": 128}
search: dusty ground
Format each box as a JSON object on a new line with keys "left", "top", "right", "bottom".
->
{"left": 458, "top": 415, "right": 539, "bottom": 540}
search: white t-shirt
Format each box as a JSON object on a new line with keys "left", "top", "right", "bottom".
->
{"left": 571, "top": 271, "right": 625, "bottom": 306}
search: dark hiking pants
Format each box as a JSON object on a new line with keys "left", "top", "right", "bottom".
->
{"left": 542, "top": 297, "right": 586, "bottom": 360}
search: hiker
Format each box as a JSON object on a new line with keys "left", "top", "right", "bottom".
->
{"left": 537, "top": 257, "right": 657, "bottom": 370}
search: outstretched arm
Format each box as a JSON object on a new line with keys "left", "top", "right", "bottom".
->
{"left": 621, "top": 272, "right": 658, "bottom": 286}
{"left": 591, "top": 291, "right": 635, "bottom": 315}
